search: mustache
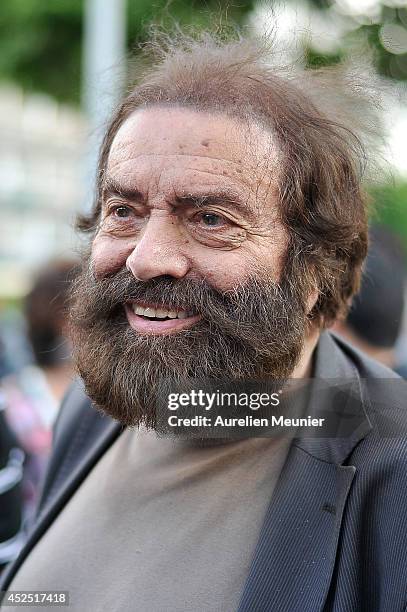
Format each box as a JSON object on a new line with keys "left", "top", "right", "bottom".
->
{"left": 70, "top": 265, "right": 303, "bottom": 343}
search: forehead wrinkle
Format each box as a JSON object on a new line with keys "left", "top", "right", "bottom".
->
{"left": 183, "top": 165, "right": 254, "bottom": 192}
{"left": 107, "top": 150, "right": 259, "bottom": 177}
{"left": 108, "top": 153, "right": 278, "bottom": 193}
{"left": 182, "top": 162, "right": 275, "bottom": 194}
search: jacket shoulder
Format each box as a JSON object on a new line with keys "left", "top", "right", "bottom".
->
{"left": 328, "top": 331, "right": 401, "bottom": 380}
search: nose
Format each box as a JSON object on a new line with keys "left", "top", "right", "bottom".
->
{"left": 125, "top": 216, "right": 191, "bottom": 281}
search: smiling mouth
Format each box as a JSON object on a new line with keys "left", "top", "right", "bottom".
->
{"left": 124, "top": 301, "right": 202, "bottom": 334}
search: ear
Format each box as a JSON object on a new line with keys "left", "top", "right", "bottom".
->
{"left": 305, "top": 287, "right": 319, "bottom": 316}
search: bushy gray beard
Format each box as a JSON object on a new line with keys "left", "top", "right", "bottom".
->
{"left": 69, "top": 262, "right": 307, "bottom": 428}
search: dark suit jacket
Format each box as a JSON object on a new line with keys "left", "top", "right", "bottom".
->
{"left": 1, "top": 332, "right": 407, "bottom": 611}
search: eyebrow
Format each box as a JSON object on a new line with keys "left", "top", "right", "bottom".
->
{"left": 102, "top": 177, "right": 257, "bottom": 223}
{"left": 102, "top": 177, "right": 145, "bottom": 203}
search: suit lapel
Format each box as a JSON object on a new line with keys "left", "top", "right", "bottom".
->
{"left": 237, "top": 445, "right": 356, "bottom": 612}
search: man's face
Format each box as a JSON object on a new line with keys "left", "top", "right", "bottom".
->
{"left": 70, "top": 107, "right": 310, "bottom": 428}
{"left": 92, "top": 107, "right": 287, "bottom": 316}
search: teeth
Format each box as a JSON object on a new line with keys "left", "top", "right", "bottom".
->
{"left": 155, "top": 308, "right": 169, "bottom": 319}
{"left": 143, "top": 307, "right": 156, "bottom": 317}
{"left": 131, "top": 304, "right": 193, "bottom": 320}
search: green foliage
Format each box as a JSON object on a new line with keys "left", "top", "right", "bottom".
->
{"left": 308, "top": 0, "right": 330, "bottom": 8}
{"left": 0, "top": 0, "right": 253, "bottom": 105}
{"left": 305, "top": 47, "right": 343, "bottom": 68}
{"left": 0, "top": 0, "right": 83, "bottom": 103}
{"left": 370, "top": 182, "right": 407, "bottom": 260}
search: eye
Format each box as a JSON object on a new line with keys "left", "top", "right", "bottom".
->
{"left": 113, "top": 205, "right": 132, "bottom": 218}
{"left": 195, "top": 212, "right": 228, "bottom": 228}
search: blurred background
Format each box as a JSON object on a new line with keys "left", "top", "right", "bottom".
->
{"left": 1, "top": 0, "right": 407, "bottom": 569}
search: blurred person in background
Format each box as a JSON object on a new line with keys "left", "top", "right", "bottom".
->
{"left": 0, "top": 340, "right": 24, "bottom": 575}
{"left": 25, "top": 260, "right": 78, "bottom": 402}
{"left": 334, "top": 225, "right": 407, "bottom": 376}
{"left": 1, "top": 260, "right": 78, "bottom": 530}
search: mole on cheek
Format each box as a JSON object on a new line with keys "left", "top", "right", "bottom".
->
{"left": 201, "top": 139, "right": 209, "bottom": 147}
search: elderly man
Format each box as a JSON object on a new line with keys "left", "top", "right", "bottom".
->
{"left": 2, "top": 34, "right": 407, "bottom": 612}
